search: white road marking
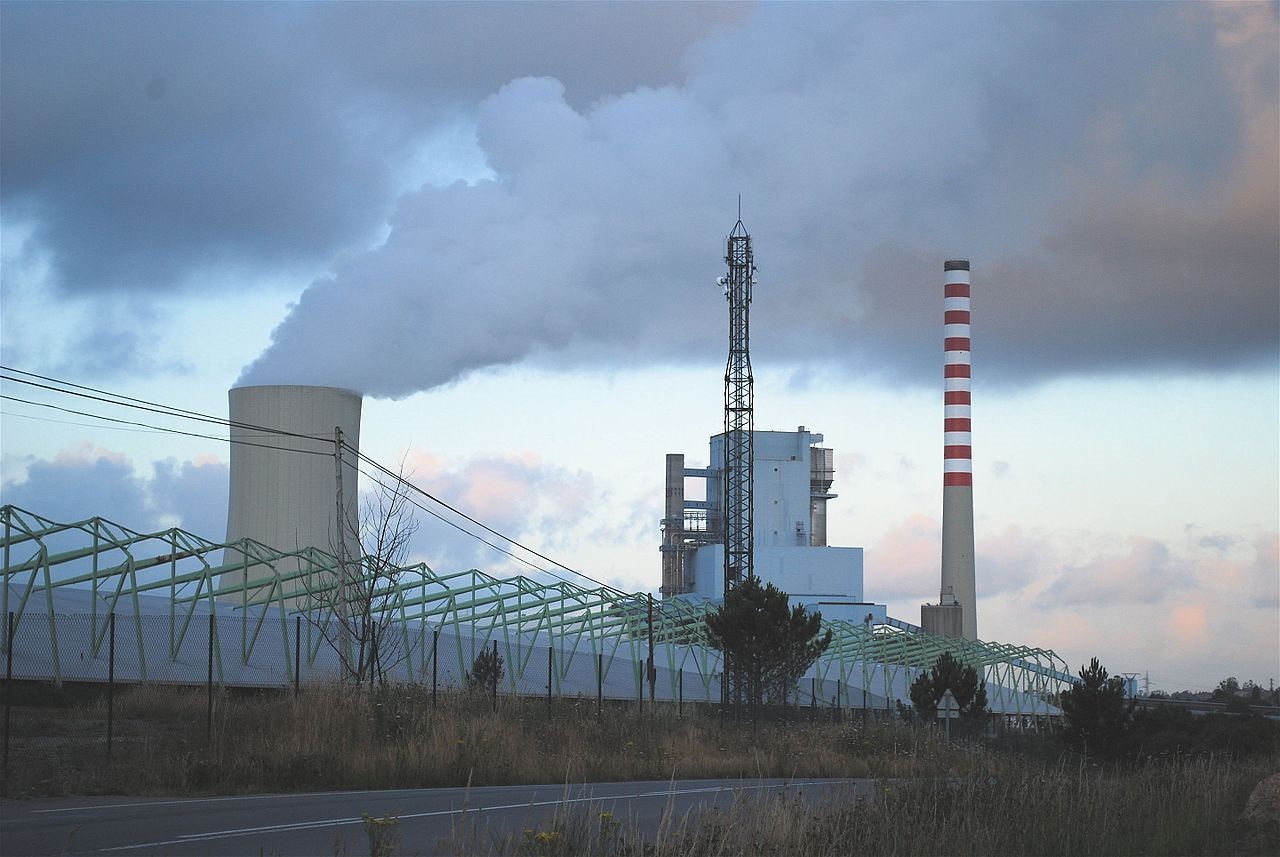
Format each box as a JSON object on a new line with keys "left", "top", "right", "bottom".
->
{"left": 95, "top": 781, "right": 836, "bottom": 852}
{"left": 30, "top": 789, "right": 388, "bottom": 814}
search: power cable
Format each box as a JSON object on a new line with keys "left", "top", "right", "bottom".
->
{"left": 350, "top": 446, "right": 625, "bottom": 596}
{"left": 3, "top": 365, "right": 627, "bottom": 596}
{"left": 349, "top": 456, "right": 630, "bottom": 598}
{"left": 0, "top": 394, "right": 334, "bottom": 457}
{"left": 0, "top": 368, "right": 328, "bottom": 442}
{"left": 0, "top": 409, "right": 175, "bottom": 435}
{"left": 4, "top": 381, "right": 561, "bottom": 572}
{"left": 348, "top": 460, "right": 553, "bottom": 580}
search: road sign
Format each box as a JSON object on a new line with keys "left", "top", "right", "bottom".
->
{"left": 938, "top": 689, "right": 960, "bottom": 741}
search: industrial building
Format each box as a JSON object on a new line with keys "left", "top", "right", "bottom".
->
{"left": 0, "top": 228, "right": 1072, "bottom": 717}
{"left": 661, "top": 428, "right": 886, "bottom": 626}
{"left": 1, "top": 502, "right": 1068, "bottom": 717}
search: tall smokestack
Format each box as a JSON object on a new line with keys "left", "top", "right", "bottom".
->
{"left": 223, "top": 385, "right": 362, "bottom": 603}
{"left": 939, "top": 259, "right": 977, "bottom": 639}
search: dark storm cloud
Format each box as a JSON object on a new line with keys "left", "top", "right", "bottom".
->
{"left": 50, "top": 298, "right": 192, "bottom": 380}
{"left": 306, "top": 1, "right": 751, "bottom": 114}
{"left": 242, "top": 3, "right": 1277, "bottom": 395}
{"left": 149, "top": 457, "right": 231, "bottom": 544}
{"left": 2, "top": 2, "right": 393, "bottom": 290}
{"left": 0, "top": 448, "right": 228, "bottom": 539}
{"left": 0, "top": 1, "right": 743, "bottom": 293}
{"left": 3, "top": 3, "right": 1274, "bottom": 393}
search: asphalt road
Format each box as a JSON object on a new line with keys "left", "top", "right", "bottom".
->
{"left": 0, "top": 777, "right": 872, "bottom": 856}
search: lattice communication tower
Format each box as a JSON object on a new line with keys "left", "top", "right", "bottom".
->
{"left": 723, "top": 219, "right": 755, "bottom": 592}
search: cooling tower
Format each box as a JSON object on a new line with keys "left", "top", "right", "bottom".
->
{"left": 222, "top": 385, "right": 362, "bottom": 603}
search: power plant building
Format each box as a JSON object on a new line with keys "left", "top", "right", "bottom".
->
{"left": 662, "top": 427, "right": 887, "bottom": 625}
{"left": 2, "top": 249, "right": 1073, "bottom": 717}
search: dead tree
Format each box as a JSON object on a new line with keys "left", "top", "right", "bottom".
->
{"left": 308, "top": 462, "right": 420, "bottom": 686}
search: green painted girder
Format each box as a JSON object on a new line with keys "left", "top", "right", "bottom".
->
{"left": 2, "top": 504, "right": 1069, "bottom": 701}
{"left": 4, "top": 505, "right": 658, "bottom": 643}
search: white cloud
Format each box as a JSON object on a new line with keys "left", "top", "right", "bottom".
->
{"left": 1039, "top": 537, "right": 1195, "bottom": 607}
{"left": 396, "top": 448, "right": 597, "bottom": 577}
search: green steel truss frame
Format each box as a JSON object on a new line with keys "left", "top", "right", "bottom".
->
{"left": 1, "top": 505, "right": 1070, "bottom": 713}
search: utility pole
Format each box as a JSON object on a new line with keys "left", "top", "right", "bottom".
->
{"left": 647, "top": 595, "right": 656, "bottom": 709}
{"left": 334, "top": 427, "right": 351, "bottom": 678}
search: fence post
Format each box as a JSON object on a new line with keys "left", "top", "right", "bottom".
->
{"left": 294, "top": 615, "right": 301, "bottom": 698}
{"left": 646, "top": 595, "right": 655, "bottom": 710}
{"left": 811, "top": 677, "right": 817, "bottom": 721}
{"left": 490, "top": 640, "right": 497, "bottom": 713}
{"left": 431, "top": 629, "right": 439, "bottom": 710}
{"left": 4, "top": 611, "right": 13, "bottom": 780}
{"left": 678, "top": 669, "right": 683, "bottom": 719}
{"left": 596, "top": 652, "right": 603, "bottom": 721}
{"left": 107, "top": 612, "right": 115, "bottom": 760}
{"left": 721, "top": 656, "right": 728, "bottom": 724}
{"left": 206, "top": 613, "right": 214, "bottom": 742}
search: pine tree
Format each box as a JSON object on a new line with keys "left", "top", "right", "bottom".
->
{"left": 908, "top": 651, "right": 988, "bottom": 719}
{"left": 704, "top": 577, "right": 832, "bottom": 718}
{"left": 466, "top": 645, "right": 504, "bottom": 694}
{"left": 1059, "top": 657, "right": 1131, "bottom": 758}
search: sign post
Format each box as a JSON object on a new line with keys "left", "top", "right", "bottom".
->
{"left": 937, "top": 688, "right": 960, "bottom": 741}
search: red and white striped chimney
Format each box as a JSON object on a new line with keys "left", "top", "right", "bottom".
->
{"left": 941, "top": 259, "right": 977, "bottom": 640}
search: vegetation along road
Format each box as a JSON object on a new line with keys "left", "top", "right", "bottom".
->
{"left": 0, "top": 777, "right": 870, "bottom": 856}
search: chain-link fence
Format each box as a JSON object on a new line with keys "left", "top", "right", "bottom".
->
{"left": 3, "top": 610, "right": 1065, "bottom": 783}
{"left": 2, "top": 610, "right": 912, "bottom": 710}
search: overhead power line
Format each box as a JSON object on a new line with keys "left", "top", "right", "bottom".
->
{"left": 0, "top": 367, "right": 328, "bottom": 442}
{"left": 0, "top": 393, "right": 335, "bottom": 457}
{"left": 0, "top": 408, "right": 174, "bottom": 435}
{"left": 348, "top": 459, "right": 601, "bottom": 591}
{"left": 1, "top": 365, "right": 621, "bottom": 595}
{"left": 351, "top": 450, "right": 623, "bottom": 595}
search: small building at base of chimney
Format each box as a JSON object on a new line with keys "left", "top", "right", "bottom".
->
{"left": 661, "top": 427, "right": 887, "bottom": 625}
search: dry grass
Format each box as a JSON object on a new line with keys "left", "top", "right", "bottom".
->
{"left": 5, "top": 684, "right": 1275, "bottom": 855}
{"left": 3, "top": 683, "right": 971, "bottom": 797}
{"left": 456, "top": 756, "right": 1278, "bottom": 856}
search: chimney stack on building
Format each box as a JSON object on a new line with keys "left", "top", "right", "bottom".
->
{"left": 923, "top": 260, "right": 978, "bottom": 640}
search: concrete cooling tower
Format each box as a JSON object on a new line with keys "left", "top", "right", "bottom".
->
{"left": 222, "top": 385, "right": 362, "bottom": 603}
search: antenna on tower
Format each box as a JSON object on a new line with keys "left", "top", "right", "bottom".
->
{"left": 723, "top": 217, "right": 755, "bottom": 591}
{"left": 721, "top": 212, "right": 755, "bottom": 718}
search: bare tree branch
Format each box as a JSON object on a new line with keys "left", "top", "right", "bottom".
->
{"left": 304, "top": 457, "right": 421, "bottom": 686}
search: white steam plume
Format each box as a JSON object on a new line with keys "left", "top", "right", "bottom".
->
{"left": 238, "top": 4, "right": 1277, "bottom": 398}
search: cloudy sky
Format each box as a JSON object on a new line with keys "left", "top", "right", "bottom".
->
{"left": 1, "top": 1, "right": 1276, "bottom": 693}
